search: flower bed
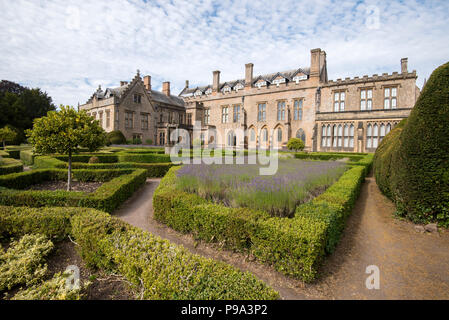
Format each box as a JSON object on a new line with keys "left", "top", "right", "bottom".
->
{"left": 0, "top": 168, "right": 146, "bottom": 213}
{"left": 0, "top": 206, "right": 279, "bottom": 300}
{"left": 176, "top": 159, "right": 347, "bottom": 217}
{"left": 154, "top": 156, "right": 371, "bottom": 281}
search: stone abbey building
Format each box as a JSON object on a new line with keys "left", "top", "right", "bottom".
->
{"left": 80, "top": 48, "right": 420, "bottom": 152}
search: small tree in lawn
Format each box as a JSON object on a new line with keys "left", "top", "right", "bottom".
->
{"left": 287, "top": 137, "right": 305, "bottom": 152}
{"left": 0, "top": 126, "right": 18, "bottom": 148}
{"left": 27, "top": 106, "right": 106, "bottom": 191}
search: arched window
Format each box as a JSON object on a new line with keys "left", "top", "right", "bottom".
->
{"left": 296, "top": 129, "right": 306, "bottom": 144}
{"left": 227, "top": 131, "right": 235, "bottom": 146}
{"left": 262, "top": 128, "right": 268, "bottom": 142}
{"left": 333, "top": 125, "right": 337, "bottom": 147}
{"left": 349, "top": 124, "right": 355, "bottom": 148}
{"left": 344, "top": 124, "right": 349, "bottom": 148}
{"left": 321, "top": 125, "right": 326, "bottom": 147}
{"left": 250, "top": 128, "right": 255, "bottom": 142}
{"left": 380, "top": 124, "right": 386, "bottom": 143}
{"left": 277, "top": 128, "right": 282, "bottom": 142}
{"left": 367, "top": 124, "right": 372, "bottom": 148}
{"left": 327, "top": 125, "right": 331, "bottom": 147}
{"left": 337, "top": 125, "right": 343, "bottom": 147}
{"left": 373, "top": 124, "right": 379, "bottom": 148}
{"left": 386, "top": 123, "right": 391, "bottom": 135}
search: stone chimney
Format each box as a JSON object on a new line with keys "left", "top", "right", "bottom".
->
{"left": 310, "top": 48, "right": 321, "bottom": 79}
{"left": 245, "top": 63, "right": 253, "bottom": 88}
{"left": 162, "top": 81, "right": 170, "bottom": 96}
{"left": 144, "top": 76, "right": 151, "bottom": 91}
{"left": 401, "top": 58, "right": 408, "bottom": 74}
{"left": 120, "top": 81, "right": 128, "bottom": 86}
{"left": 185, "top": 80, "right": 189, "bottom": 88}
{"left": 213, "top": 70, "right": 220, "bottom": 92}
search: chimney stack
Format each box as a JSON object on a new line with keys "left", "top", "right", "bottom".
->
{"left": 144, "top": 76, "right": 151, "bottom": 91}
{"left": 185, "top": 80, "right": 189, "bottom": 88}
{"left": 213, "top": 70, "right": 220, "bottom": 92}
{"left": 401, "top": 58, "right": 408, "bottom": 74}
{"left": 245, "top": 63, "right": 253, "bottom": 88}
{"left": 162, "top": 82, "right": 170, "bottom": 96}
{"left": 310, "top": 48, "right": 321, "bottom": 79}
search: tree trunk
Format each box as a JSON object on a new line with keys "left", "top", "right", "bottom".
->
{"left": 67, "top": 150, "right": 72, "bottom": 191}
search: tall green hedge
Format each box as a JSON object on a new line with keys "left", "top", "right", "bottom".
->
{"left": 374, "top": 62, "right": 449, "bottom": 226}
{"left": 0, "top": 206, "right": 279, "bottom": 300}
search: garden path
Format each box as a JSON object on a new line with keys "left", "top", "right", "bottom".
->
{"left": 114, "top": 176, "right": 449, "bottom": 300}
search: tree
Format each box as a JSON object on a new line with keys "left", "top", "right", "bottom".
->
{"left": 0, "top": 126, "right": 18, "bottom": 148}
{"left": 27, "top": 106, "right": 106, "bottom": 191}
{"left": 287, "top": 137, "right": 305, "bottom": 152}
{"left": 0, "top": 80, "right": 55, "bottom": 143}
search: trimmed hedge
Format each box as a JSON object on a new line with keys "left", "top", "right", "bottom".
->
{"left": 0, "top": 158, "right": 23, "bottom": 175}
{"left": 0, "top": 206, "right": 279, "bottom": 300}
{"left": 117, "top": 152, "right": 171, "bottom": 163}
{"left": 20, "top": 149, "right": 35, "bottom": 165}
{"left": 153, "top": 162, "right": 369, "bottom": 282}
{"left": 374, "top": 62, "right": 449, "bottom": 226}
{"left": 0, "top": 168, "right": 146, "bottom": 213}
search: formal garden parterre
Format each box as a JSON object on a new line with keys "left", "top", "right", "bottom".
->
{"left": 154, "top": 153, "right": 373, "bottom": 282}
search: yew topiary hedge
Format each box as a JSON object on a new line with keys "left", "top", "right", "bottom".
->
{"left": 374, "top": 62, "right": 449, "bottom": 226}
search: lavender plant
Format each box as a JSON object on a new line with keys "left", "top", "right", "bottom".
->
{"left": 176, "top": 159, "right": 347, "bottom": 217}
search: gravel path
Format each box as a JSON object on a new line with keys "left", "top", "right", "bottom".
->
{"left": 114, "top": 176, "right": 449, "bottom": 300}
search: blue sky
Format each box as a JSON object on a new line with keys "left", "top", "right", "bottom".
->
{"left": 1, "top": 0, "right": 448, "bottom": 106}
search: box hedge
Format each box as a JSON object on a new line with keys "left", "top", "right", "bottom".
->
{"left": 0, "top": 168, "right": 147, "bottom": 213}
{"left": 0, "top": 206, "right": 279, "bottom": 300}
{"left": 34, "top": 155, "right": 174, "bottom": 178}
{"left": 0, "top": 158, "right": 23, "bottom": 175}
{"left": 153, "top": 163, "right": 369, "bottom": 282}
{"left": 374, "top": 62, "right": 449, "bottom": 226}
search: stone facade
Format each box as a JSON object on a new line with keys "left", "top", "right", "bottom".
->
{"left": 79, "top": 71, "right": 190, "bottom": 145}
{"left": 180, "top": 49, "right": 420, "bottom": 152}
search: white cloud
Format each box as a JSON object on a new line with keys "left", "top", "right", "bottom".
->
{"left": 0, "top": 0, "right": 448, "bottom": 106}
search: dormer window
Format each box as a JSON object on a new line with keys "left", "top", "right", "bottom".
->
{"left": 293, "top": 75, "right": 308, "bottom": 84}
{"left": 255, "top": 81, "right": 267, "bottom": 89}
{"left": 205, "top": 88, "right": 212, "bottom": 95}
{"left": 234, "top": 83, "right": 244, "bottom": 92}
{"left": 222, "top": 86, "right": 232, "bottom": 93}
{"left": 194, "top": 90, "right": 202, "bottom": 97}
{"left": 272, "top": 77, "right": 286, "bottom": 87}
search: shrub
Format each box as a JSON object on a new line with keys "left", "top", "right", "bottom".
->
{"left": 107, "top": 130, "right": 126, "bottom": 145}
{"left": 0, "top": 168, "right": 147, "bottom": 213}
{"left": 0, "top": 233, "right": 54, "bottom": 291}
{"left": 145, "top": 139, "right": 153, "bottom": 145}
{"left": 287, "top": 138, "right": 305, "bottom": 152}
{"left": 0, "top": 157, "right": 23, "bottom": 175}
{"left": 153, "top": 164, "right": 369, "bottom": 281}
{"left": 88, "top": 156, "right": 100, "bottom": 164}
{"left": 0, "top": 206, "right": 279, "bottom": 300}
{"left": 117, "top": 152, "right": 171, "bottom": 163}
{"left": 374, "top": 62, "right": 449, "bottom": 226}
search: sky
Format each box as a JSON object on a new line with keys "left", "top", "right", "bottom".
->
{"left": 0, "top": 0, "right": 448, "bottom": 106}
